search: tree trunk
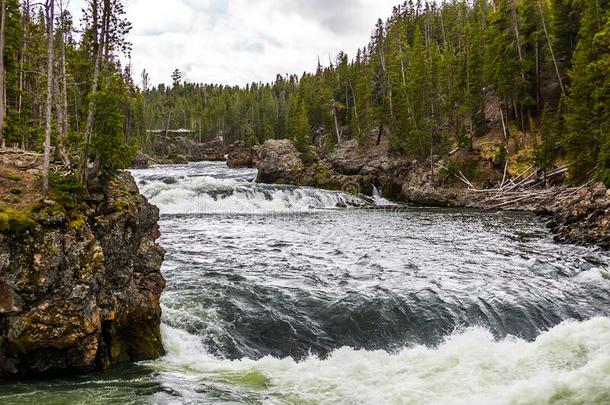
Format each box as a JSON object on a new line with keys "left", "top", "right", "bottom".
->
{"left": 348, "top": 79, "right": 361, "bottom": 137}
{"left": 162, "top": 110, "right": 171, "bottom": 157}
{"left": 42, "top": 0, "right": 55, "bottom": 196}
{"left": 331, "top": 99, "right": 341, "bottom": 145}
{"left": 0, "top": 0, "right": 7, "bottom": 148}
{"left": 510, "top": 0, "right": 525, "bottom": 82}
{"left": 54, "top": 2, "right": 70, "bottom": 166}
{"left": 80, "top": 0, "right": 105, "bottom": 181}
{"left": 538, "top": 1, "right": 565, "bottom": 94}
{"left": 18, "top": 1, "right": 29, "bottom": 136}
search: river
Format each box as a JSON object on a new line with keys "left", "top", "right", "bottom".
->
{"left": 1, "top": 161, "right": 609, "bottom": 404}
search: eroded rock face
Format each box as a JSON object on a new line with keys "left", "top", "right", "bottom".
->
{"left": 256, "top": 140, "right": 305, "bottom": 184}
{"left": 0, "top": 172, "right": 165, "bottom": 377}
{"left": 548, "top": 184, "right": 610, "bottom": 249}
{"left": 227, "top": 141, "right": 257, "bottom": 168}
{"left": 159, "top": 136, "right": 226, "bottom": 163}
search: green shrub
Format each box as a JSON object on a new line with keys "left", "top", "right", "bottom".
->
{"left": 48, "top": 172, "right": 86, "bottom": 210}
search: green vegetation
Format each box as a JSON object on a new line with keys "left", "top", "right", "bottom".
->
{"left": 3, "top": 172, "right": 22, "bottom": 181}
{"left": 138, "top": 1, "right": 609, "bottom": 186}
{"left": 0, "top": 0, "right": 608, "bottom": 188}
{"left": 0, "top": 0, "right": 136, "bottom": 190}
{"left": 47, "top": 172, "right": 85, "bottom": 210}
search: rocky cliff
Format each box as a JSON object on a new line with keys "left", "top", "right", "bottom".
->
{"left": 0, "top": 166, "right": 165, "bottom": 377}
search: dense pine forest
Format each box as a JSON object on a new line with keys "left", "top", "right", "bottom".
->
{"left": 0, "top": 0, "right": 609, "bottom": 187}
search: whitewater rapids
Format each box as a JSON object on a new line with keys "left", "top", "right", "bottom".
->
{"left": 156, "top": 317, "right": 610, "bottom": 404}
{"left": 0, "top": 161, "right": 607, "bottom": 404}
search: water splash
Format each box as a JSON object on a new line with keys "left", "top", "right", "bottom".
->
{"left": 154, "top": 317, "right": 610, "bottom": 404}
{"left": 133, "top": 162, "right": 371, "bottom": 214}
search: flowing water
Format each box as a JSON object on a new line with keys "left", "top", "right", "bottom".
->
{"left": 1, "top": 161, "right": 609, "bottom": 404}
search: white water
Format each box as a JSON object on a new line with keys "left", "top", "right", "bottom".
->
{"left": 136, "top": 163, "right": 371, "bottom": 214}
{"left": 372, "top": 185, "right": 397, "bottom": 206}
{"left": 133, "top": 161, "right": 610, "bottom": 404}
{"left": 156, "top": 317, "right": 610, "bottom": 404}
{"left": 4, "top": 162, "right": 606, "bottom": 404}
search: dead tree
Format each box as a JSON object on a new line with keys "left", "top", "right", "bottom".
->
{"left": 42, "top": 0, "right": 55, "bottom": 196}
{"left": 0, "top": 0, "right": 6, "bottom": 147}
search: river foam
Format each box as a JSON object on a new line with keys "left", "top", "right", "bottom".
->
{"left": 156, "top": 317, "right": 610, "bottom": 404}
{"left": 134, "top": 162, "right": 371, "bottom": 214}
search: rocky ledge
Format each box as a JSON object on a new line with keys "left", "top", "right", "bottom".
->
{"left": 0, "top": 170, "right": 165, "bottom": 377}
{"left": 547, "top": 185, "right": 610, "bottom": 249}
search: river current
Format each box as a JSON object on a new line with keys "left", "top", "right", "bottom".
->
{"left": 1, "top": 161, "right": 609, "bottom": 404}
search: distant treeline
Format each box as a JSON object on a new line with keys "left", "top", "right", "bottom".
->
{"left": 146, "top": 1, "right": 609, "bottom": 185}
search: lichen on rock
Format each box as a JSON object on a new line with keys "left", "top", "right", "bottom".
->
{"left": 0, "top": 172, "right": 165, "bottom": 377}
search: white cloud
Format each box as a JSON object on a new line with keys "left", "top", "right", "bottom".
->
{"left": 68, "top": 0, "right": 399, "bottom": 87}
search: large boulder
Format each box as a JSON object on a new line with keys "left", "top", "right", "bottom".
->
{"left": 130, "top": 153, "right": 150, "bottom": 169}
{"left": 256, "top": 140, "right": 305, "bottom": 184}
{"left": 0, "top": 172, "right": 165, "bottom": 377}
{"left": 327, "top": 139, "right": 370, "bottom": 175}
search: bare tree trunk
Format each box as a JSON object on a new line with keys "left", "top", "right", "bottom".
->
{"left": 331, "top": 99, "right": 341, "bottom": 145}
{"left": 348, "top": 78, "right": 361, "bottom": 137}
{"left": 510, "top": 0, "right": 525, "bottom": 81}
{"left": 0, "top": 0, "right": 7, "bottom": 148}
{"left": 59, "top": 1, "right": 69, "bottom": 137}
{"left": 53, "top": 74, "right": 69, "bottom": 165}
{"left": 80, "top": 0, "right": 105, "bottom": 181}
{"left": 54, "top": 0, "right": 69, "bottom": 166}
{"left": 500, "top": 105, "right": 508, "bottom": 140}
{"left": 42, "top": 0, "right": 55, "bottom": 196}
{"left": 18, "top": 1, "right": 29, "bottom": 132}
{"left": 162, "top": 110, "right": 171, "bottom": 157}
{"left": 537, "top": 0, "right": 565, "bottom": 94}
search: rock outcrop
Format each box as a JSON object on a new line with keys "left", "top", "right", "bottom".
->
{"left": 256, "top": 140, "right": 306, "bottom": 185}
{"left": 226, "top": 141, "right": 257, "bottom": 168}
{"left": 153, "top": 136, "right": 226, "bottom": 164}
{"left": 130, "top": 153, "right": 151, "bottom": 169}
{"left": 185, "top": 137, "right": 225, "bottom": 162}
{"left": 548, "top": 185, "right": 610, "bottom": 248}
{"left": 0, "top": 172, "right": 165, "bottom": 377}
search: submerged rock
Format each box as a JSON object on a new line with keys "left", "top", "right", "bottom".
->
{"left": 0, "top": 172, "right": 165, "bottom": 377}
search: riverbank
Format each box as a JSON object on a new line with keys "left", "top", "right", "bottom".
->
{"left": 253, "top": 136, "right": 609, "bottom": 249}
{"left": 0, "top": 148, "right": 166, "bottom": 377}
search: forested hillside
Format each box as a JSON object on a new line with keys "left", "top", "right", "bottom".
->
{"left": 0, "top": 0, "right": 138, "bottom": 187}
{"left": 145, "top": 0, "right": 610, "bottom": 186}
{"left": 0, "top": 0, "right": 608, "bottom": 187}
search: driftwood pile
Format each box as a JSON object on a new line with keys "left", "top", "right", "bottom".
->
{"left": 442, "top": 162, "right": 589, "bottom": 211}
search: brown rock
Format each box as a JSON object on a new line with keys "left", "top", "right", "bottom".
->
{"left": 256, "top": 140, "right": 305, "bottom": 184}
{"left": 0, "top": 172, "right": 166, "bottom": 377}
{"left": 227, "top": 141, "right": 257, "bottom": 168}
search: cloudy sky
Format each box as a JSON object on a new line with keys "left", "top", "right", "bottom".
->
{"left": 67, "top": 0, "right": 399, "bottom": 87}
